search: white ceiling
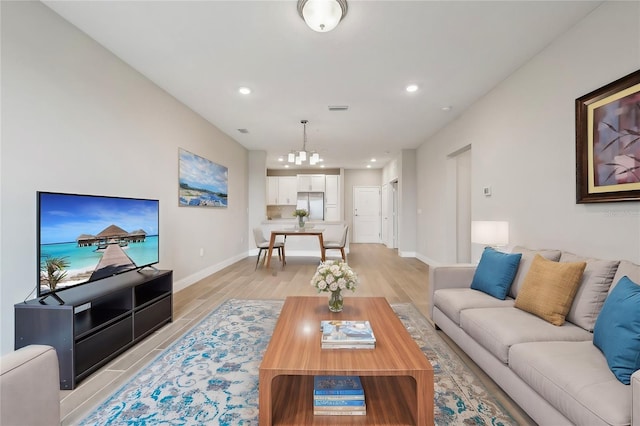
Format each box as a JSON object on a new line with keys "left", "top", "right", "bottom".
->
{"left": 43, "top": 1, "right": 601, "bottom": 170}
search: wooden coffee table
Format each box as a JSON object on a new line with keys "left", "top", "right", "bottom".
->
{"left": 259, "top": 296, "right": 434, "bottom": 425}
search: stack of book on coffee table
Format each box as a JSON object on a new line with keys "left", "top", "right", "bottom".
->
{"left": 313, "top": 375, "right": 366, "bottom": 416}
{"left": 320, "top": 320, "right": 376, "bottom": 349}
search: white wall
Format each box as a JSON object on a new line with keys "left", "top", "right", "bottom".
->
{"left": 0, "top": 2, "right": 249, "bottom": 354}
{"left": 398, "top": 149, "right": 417, "bottom": 257}
{"left": 248, "top": 150, "right": 267, "bottom": 245}
{"left": 417, "top": 1, "right": 640, "bottom": 264}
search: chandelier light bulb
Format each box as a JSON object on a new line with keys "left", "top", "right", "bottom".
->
{"left": 288, "top": 152, "right": 295, "bottom": 163}
{"left": 299, "top": 151, "right": 307, "bottom": 161}
{"left": 295, "top": 156, "right": 302, "bottom": 166}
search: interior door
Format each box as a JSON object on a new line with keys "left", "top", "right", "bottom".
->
{"left": 390, "top": 180, "right": 398, "bottom": 248}
{"left": 381, "top": 184, "right": 389, "bottom": 246}
{"left": 353, "top": 186, "right": 381, "bottom": 243}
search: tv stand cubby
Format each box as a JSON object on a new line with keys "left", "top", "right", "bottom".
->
{"left": 14, "top": 269, "right": 172, "bottom": 389}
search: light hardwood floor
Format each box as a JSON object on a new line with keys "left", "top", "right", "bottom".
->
{"left": 60, "top": 244, "right": 535, "bottom": 425}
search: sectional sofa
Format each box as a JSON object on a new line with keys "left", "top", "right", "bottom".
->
{"left": 0, "top": 345, "right": 60, "bottom": 425}
{"left": 429, "top": 246, "right": 640, "bottom": 426}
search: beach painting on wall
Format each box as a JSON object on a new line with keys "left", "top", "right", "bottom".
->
{"left": 179, "top": 148, "right": 228, "bottom": 207}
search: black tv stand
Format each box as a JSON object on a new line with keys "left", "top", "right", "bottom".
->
{"left": 38, "top": 291, "right": 65, "bottom": 305}
{"left": 15, "top": 269, "right": 172, "bottom": 389}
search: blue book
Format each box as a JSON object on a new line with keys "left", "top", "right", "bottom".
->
{"left": 314, "top": 399, "right": 366, "bottom": 406}
{"left": 313, "top": 376, "right": 364, "bottom": 395}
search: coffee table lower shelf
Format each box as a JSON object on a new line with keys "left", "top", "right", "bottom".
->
{"left": 270, "top": 374, "right": 418, "bottom": 425}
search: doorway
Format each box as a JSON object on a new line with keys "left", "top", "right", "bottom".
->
{"left": 353, "top": 186, "right": 381, "bottom": 243}
{"left": 381, "top": 181, "right": 398, "bottom": 248}
{"left": 449, "top": 146, "right": 471, "bottom": 263}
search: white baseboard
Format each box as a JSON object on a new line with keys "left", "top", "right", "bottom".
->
{"left": 398, "top": 251, "right": 416, "bottom": 258}
{"left": 415, "top": 253, "right": 444, "bottom": 267}
{"left": 173, "top": 252, "right": 247, "bottom": 293}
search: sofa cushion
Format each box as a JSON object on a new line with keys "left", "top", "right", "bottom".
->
{"left": 509, "top": 341, "right": 630, "bottom": 426}
{"left": 593, "top": 275, "right": 640, "bottom": 385}
{"left": 514, "top": 254, "right": 586, "bottom": 326}
{"left": 470, "top": 247, "right": 522, "bottom": 299}
{"left": 459, "top": 307, "right": 592, "bottom": 364}
{"left": 612, "top": 260, "right": 640, "bottom": 293}
{"left": 433, "top": 288, "right": 515, "bottom": 325}
{"left": 560, "top": 252, "right": 619, "bottom": 331}
{"left": 509, "top": 246, "right": 561, "bottom": 298}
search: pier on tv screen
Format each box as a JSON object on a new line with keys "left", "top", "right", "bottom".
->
{"left": 37, "top": 192, "right": 159, "bottom": 297}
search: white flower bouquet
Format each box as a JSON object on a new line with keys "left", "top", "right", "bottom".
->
{"left": 310, "top": 260, "right": 358, "bottom": 293}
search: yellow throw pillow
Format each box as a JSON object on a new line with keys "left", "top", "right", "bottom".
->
{"left": 514, "top": 254, "right": 586, "bottom": 326}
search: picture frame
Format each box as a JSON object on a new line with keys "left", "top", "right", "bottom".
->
{"left": 576, "top": 69, "right": 640, "bottom": 203}
{"left": 178, "top": 148, "right": 228, "bottom": 207}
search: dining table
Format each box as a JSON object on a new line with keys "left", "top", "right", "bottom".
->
{"left": 265, "top": 228, "right": 325, "bottom": 268}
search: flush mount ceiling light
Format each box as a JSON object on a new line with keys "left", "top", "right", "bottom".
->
{"left": 287, "top": 120, "right": 321, "bottom": 166}
{"left": 297, "top": 0, "right": 348, "bottom": 33}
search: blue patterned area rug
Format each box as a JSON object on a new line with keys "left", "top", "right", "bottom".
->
{"left": 79, "top": 299, "right": 515, "bottom": 425}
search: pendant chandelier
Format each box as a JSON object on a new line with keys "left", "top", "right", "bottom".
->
{"left": 297, "top": 0, "right": 348, "bottom": 33}
{"left": 288, "top": 120, "right": 320, "bottom": 166}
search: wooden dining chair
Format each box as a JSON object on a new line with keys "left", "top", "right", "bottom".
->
{"left": 253, "top": 228, "right": 285, "bottom": 269}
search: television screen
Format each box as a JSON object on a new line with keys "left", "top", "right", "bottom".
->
{"left": 37, "top": 192, "right": 159, "bottom": 297}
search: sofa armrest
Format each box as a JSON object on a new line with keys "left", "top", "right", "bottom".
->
{"left": 0, "top": 345, "right": 60, "bottom": 426}
{"left": 428, "top": 264, "right": 477, "bottom": 320}
{"left": 633, "top": 369, "right": 640, "bottom": 426}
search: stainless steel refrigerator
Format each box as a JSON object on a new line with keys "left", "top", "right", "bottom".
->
{"left": 296, "top": 192, "right": 324, "bottom": 220}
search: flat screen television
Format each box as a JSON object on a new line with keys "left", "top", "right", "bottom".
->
{"left": 37, "top": 191, "right": 159, "bottom": 304}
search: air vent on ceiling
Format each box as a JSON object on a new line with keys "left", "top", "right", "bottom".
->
{"left": 237, "top": 128, "right": 249, "bottom": 134}
{"left": 328, "top": 105, "right": 349, "bottom": 111}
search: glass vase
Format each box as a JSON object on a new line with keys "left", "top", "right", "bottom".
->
{"left": 328, "top": 290, "right": 344, "bottom": 312}
{"left": 298, "top": 216, "right": 305, "bottom": 229}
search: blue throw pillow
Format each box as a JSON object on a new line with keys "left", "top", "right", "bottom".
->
{"left": 593, "top": 275, "right": 640, "bottom": 384}
{"left": 470, "top": 247, "right": 522, "bottom": 300}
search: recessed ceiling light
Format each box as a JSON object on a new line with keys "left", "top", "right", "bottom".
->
{"left": 238, "top": 87, "right": 251, "bottom": 95}
{"left": 371, "top": 158, "right": 377, "bottom": 162}
{"left": 406, "top": 84, "right": 419, "bottom": 93}
{"left": 441, "top": 105, "right": 453, "bottom": 111}
{"left": 366, "top": 164, "right": 372, "bottom": 168}
{"left": 284, "top": 164, "right": 290, "bottom": 168}
{"left": 278, "top": 157, "right": 284, "bottom": 162}
{"left": 320, "top": 164, "right": 325, "bottom": 168}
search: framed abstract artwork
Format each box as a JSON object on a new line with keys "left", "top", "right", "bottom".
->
{"left": 178, "top": 148, "right": 228, "bottom": 207}
{"left": 576, "top": 70, "right": 640, "bottom": 203}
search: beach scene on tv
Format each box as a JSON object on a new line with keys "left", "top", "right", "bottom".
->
{"left": 39, "top": 193, "right": 159, "bottom": 295}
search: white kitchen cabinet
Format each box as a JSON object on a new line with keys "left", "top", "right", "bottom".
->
{"left": 325, "top": 175, "right": 339, "bottom": 205}
{"left": 266, "top": 177, "right": 279, "bottom": 205}
{"left": 324, "top": 175, "right": 340, "bottom": 221}
{"left": 297, "top": 174, "right": 325, "bottom": 192}
{"left": 278, "top": 176, "right": 297, "bottom": 205}
{"left": 266, "top": 176, "right": 297, "bottom": 205}
{"left": 325, "top": 205, "right": 339, "bottom": 221}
